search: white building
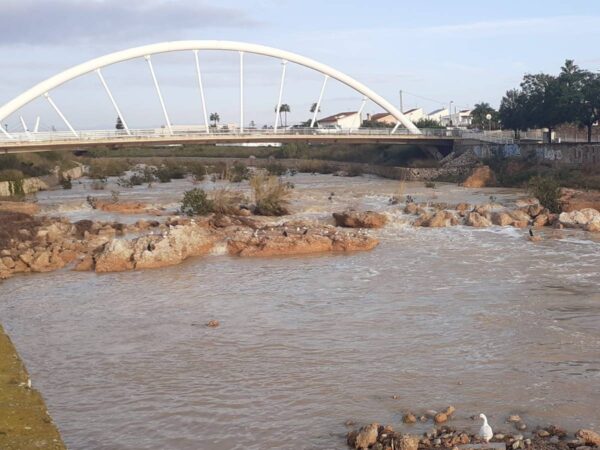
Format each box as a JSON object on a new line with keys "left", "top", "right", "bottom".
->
{"left": 403, "top": 108, "right": 426, "bottom": 123}
{"left": 427, "top": 108, "right": 448, "bottom": 123}
{"left": 440, "top": 110, "right": 472, "bottom": 127}
{"left": 317, "top": 111, "right": 362, "bottom": 129}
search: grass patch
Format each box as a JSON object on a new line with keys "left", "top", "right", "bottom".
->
{"left": 250, "top": 173, "right": 291, "bottom": 216}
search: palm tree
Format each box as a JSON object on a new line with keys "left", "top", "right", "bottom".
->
{"left": 209, "top": 112, "right": 220, "bottom": 127}
{"left": 275, "top": 104, "right": 291, "bottom": 128}
{"left": 310, "top": 102, "right": 321, "bottom": 113}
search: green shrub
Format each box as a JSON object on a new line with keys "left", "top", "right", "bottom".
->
{"left": 227, "top": 161, "right": 250, "bottom": 183}
{"left": 528, "top": 175, "right": 562, "bottom": 213}
{"left": 425, "top": 181, "right": 436, "bottom": 188}
{"left": 250, "top": 173, "right": 291, "bottom": 216}
{"left": 188, "top": 162, "right": 207, "bottom": 181}
{"left": 181, "top": 188, "right": 214, "bottom": 216}
{"left": 346, "top": 165, "right": 363, "bottom": 177}
{"left": 265, "top": 161, "right": 287, "bottom": 176}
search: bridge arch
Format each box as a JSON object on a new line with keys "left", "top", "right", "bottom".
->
{"left": 0, "top": 40, "right": 420, "bottom": 135}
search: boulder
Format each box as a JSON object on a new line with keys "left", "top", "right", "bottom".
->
{"left": 577, "top": 429, "right": 600, "bottom": 446}
{"left": 512, "top": 220, "right": 529, "bottom": 229}
{"left": 462, "top": 165, "right": 496, "bottom": 188}
{"left": 419, "top": 211, "right": 457, "bottom": 228}
{"left": 585, "top": 220, "right": 600, "bottom": 233}
{"left": 94, "top": 239, "right": 135, "bottom": 272}
{"left": 354, "top": 423, "right": 378, "bottom": 449}
{"left": 434, "top": 412, "right": 448, "bottom": 424}
{"left": 403, "top": 413, "right": 417, "bottom": 424}
{"left": 492, "top": 212, "right": 514, "bottom": 226}
{"left": 528, "top": 204, "right": 544, "bottom": 217}
{"left": 333, "top": 210, "right": 387, "bottom": 229}
{"left": 533, "top": 214, "right": 549, "bottom": 228}
{"left": 510, "top": 210, "right": 531, "bottom": 223}
{"left": 466, "top": 212, "right": 492, "bottom": 228}
{"left": 559, "top": 208, "right": 600, "bottom": 228}
{"left": 455, "top": 202, "right": 471, "bottom": 213}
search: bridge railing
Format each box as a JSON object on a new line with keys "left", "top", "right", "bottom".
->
{"left": 0, "top": 127, "right": 463, "bottom": 145}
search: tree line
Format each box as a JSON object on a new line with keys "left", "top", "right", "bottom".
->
{"left": 498, "top": 60, "right": 600, "bottom": 142}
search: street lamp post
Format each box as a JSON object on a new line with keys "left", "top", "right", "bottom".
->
{"left": 449, "top": 101, "right": 454, "bottom": 126}
{"left": 486, "top": 113, "right": 492, "bottom": 132}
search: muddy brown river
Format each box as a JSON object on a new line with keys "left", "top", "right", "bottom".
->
{"left": 1, "top": 174, "right": 599, "bottom": 449}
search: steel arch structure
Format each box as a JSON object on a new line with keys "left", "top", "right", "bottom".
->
{"left": 0, "top": 40, "right": 420, "bottom": 138}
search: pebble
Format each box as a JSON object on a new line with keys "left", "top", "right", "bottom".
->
{"left": 403, "top": 413, "right": 417, "bottom": 424}
{"left": 512, "top": 441, "right": 522, "bottom": 449}
{"left": 516, "top": 422, "right": 527, "bottom": 431}
{"left": 434, "top": 413, "right": 448, "bottom": 424}
{"left": 508, "top": 415, "right": 522, "bottom": 423}
{"left": 206, "top": 320, "right": 220, "bottom": 328}
{"left": 514, "top": 434, "right": 524, "bottom": 441}
{"left": 434, "top": 438, "right": 442, "bottom": 446}
{"left": 538, "top": 430, "right": 550, "bottom": 437}
{"left": 524, "top": 439, "right": 531, "bottom": 446}
{"left": 420, "top": 415, "right": 428, "bottom": 422}
{"left": 494, "top": 434, "right": 505, "bottom": 440}
{"left": 426, "top": 410, "right": 438, "bottom": 418}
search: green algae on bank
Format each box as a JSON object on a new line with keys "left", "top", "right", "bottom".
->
{"left": 0, "top": 324, "right": 65, "bottom": 450}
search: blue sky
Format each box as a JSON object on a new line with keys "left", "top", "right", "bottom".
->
{"left": 0, "top": 0, "right": 599, "bottom": 131}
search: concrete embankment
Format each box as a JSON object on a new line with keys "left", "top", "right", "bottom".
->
{"left": 0, "top": 325, "right": 66, "bottom": 449}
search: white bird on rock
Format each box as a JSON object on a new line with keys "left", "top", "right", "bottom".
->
{"left": 478, "top": 413, "right": 493, "bottom": 443}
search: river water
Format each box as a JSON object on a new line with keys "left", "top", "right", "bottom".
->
{"left": 1, "top": 174, "right": 599, "bottom": 449}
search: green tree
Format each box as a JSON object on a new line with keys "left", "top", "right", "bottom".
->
{"left": 499, "top": 89, "right": 528, "bottom": 138}
{"left": 520, "top": 73, "right": 564, "bottom": 140}
{"left": 578, "top": 72, "right": 600, "bottom": 142}
{"left": 414, "top": 118, "right": 444, "bottom": 129}
{"left": 470, "top": 102, "right": 499, "bottom": 130}
{"left": 209, "top": 112, "right": 220, "bottom": 127}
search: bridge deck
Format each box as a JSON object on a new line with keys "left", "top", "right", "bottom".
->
{"left": 0, "top": 133, "right": 457, "bottom": 153}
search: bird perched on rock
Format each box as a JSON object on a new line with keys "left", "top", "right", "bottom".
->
{"left": 479, "top": 414, "right": 493, "bottom": 443}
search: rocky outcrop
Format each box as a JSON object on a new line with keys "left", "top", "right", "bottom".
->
{"left": 93, "top": 200, "right": 161, "bottom": 215}
{"left": 491, "top": 211, "right": 514, "bottom": 226}
{"left": 558, "top": 208, "right": 600, "bottom": 229}
{"left": 227, "top": 225, "right": 378, "bottom": 257}
{"left": 462, "top": 165, "right": 496, "bottom": 188}
{"left": 333, "top": 210, "right": 387, "bottom": 228}
{"left": 561, "top": 189, "right": 600, "bottom": 212}
{"left": 94, "top": 223, "right": 218, "bottom": 272}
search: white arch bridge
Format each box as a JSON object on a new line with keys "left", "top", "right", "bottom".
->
{"left": 0, "top": 40, "right": 477, "bottom": 154}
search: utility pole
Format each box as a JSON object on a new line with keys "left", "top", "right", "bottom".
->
{"left": 399, "top": 90, "right": 404, "bottom": 113}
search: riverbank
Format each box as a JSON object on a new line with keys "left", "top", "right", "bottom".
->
{"left": 0, "top": 325, "right": 65, "bottom": 449}
{"left": 346, "top": 416, "right": 600, "bottom": 450}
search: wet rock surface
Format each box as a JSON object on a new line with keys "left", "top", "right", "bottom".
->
{"left": 0, "top": 210, "right": 379, "bottom": 278}
{"left": 333, "top": 210, "right": 388, "bottom": 228}
{"left": 345, "top": 418, "right": 599, "bottom": 450}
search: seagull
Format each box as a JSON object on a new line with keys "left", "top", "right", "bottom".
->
{"left": 478, "top": 414, "right": 493, "bottom": 443}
